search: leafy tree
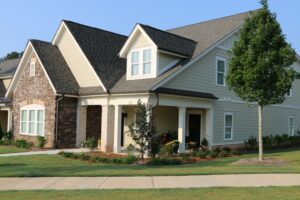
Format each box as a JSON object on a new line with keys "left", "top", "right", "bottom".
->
{"left": 227, "top": 0, "right": 297, "bottom": 161}
{"left": 0, "top": 51, "right": 23, "bottom": 63}
{"left": 129, "top": 100, "right": 160, "bottom": 161}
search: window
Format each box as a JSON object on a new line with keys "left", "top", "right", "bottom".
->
{"left": 224, "top": 112, "right": 233, "bottom": 140}
{"left": 29, "top": 57, "right": 36, "bottom": 77}
{"left": 288, "top": 116, "right": 295, "bottom": 136}
{"left": 216, "top": 57, "right": 226, "bottom": 86}
{"left": 20, "top": 105, "right": 45, "bottom": 136}
{"left": 143, "top": 49, "right": 151, "bottom": 74}
{"left": 131, "top": 51, "right": 139, "bottom": 76}
{"left": 287, "top": 88, "right": 292, "bottom": 97}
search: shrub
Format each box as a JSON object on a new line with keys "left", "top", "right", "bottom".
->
{"left": 213, "top": 147, "right": 221, "bottom": 154}
{"left": 200, "top": 138, "right": 208, "bottom": 148}
{"left": 230, "top": 149, "right": 241, "bottom": 155}
{"left": 14, "top": 139, "right": 32, "bottom": 149}
{"left": 161, "top": 140, "right": 179, "bottom": 156}
{"left": 222, "top": 147, "right": 231, "bottom": 153}
{"left": 3, "top": 131, "right": 13, "bottom": 141}
{"left": 147, "top": 157, "right": 182, "bottom": 165}
{"left": 85, "top": 137, "right": 98, "bottom": 151}
{"left": 126, "top": 144, "right": 136, "bottom": 155}
{"left": 37, "top": 136, "right": 46, "bottom": 149}
{"left": 197, "top": 151, "right": 209, "bottom": 159}
{"left": 209, "top": 151, "right": 218, "bottom": 158}
{"left": 123, "top": 155, "right": 138, "bottom": 164}
{"left": 218, "top": 151, "right": 228, "bottom": 158}
{"left": 244, "top": 136, "right": 258, "bottom": 149}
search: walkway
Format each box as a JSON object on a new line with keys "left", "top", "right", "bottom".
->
{"left": 0, "top": 174, "right": 300, "bottom": 190}
{"left": 0, "top": 148, "right": 90, "bottom": 157}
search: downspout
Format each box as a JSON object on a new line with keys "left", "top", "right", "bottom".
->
{"left": 55, "top": 94, "right": 64, "bottom": 148}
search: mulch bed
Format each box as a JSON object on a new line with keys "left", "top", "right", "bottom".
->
{"left": 232, "top": 157, "right": 289, "bottom": 167}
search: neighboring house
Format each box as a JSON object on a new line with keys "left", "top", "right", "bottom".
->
{"left": 4, "top": 10, "right": 300, "bottom": 152}
{"left": 0, "top": 58, "right": 19, "bottom": 132}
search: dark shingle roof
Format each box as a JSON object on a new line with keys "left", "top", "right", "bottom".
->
{"left": 0, "top": 97, "right": 11, "bottom": 104}
{"left": 168, "top": 10, "right": 256, "bottom": 59}
{"left": 154, "top": 87, "right": 218, "bottom": 99}
{"left": 63, "top": 20, "right": 128, "bottom": 90}
{"left": 139, "top": 24, "right": 197, "bottom": 57}
{"left": 0, "top": 58, "right": 19, "bottom": 77}
{"left": 30, "top": 40, "right": 80, "bottom": 95}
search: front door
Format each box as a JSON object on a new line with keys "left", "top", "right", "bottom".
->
{"left": 188, "top": 114, "right": 201, "bottom": 147}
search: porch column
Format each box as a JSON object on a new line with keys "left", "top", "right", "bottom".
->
{"left": 101, "top": 105, "right": 115, "bottom": 152}
{"left": 113, "top": 105, "right": 122, "bottom": 153}
{"left": 7, "top": 109, "right": 12, "bottom": 132}
{"left": 76, "top": 106, "right": 87, "bottom": 147}
{"left": 178, "top": 107, "right": 186, "bottom": 153}
{"left": 205, "top": 108, "right": 214, "bottom": 149}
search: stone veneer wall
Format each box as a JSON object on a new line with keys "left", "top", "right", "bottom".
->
{"left": 86, "top": 105, "right": 102, "bottom": 141}
{"left": 13, "top": 54, "right": 56, "bottom": 148}
{"left": 56, "top": 97, "right": 78, "bottom": 148}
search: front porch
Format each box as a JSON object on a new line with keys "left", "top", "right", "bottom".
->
{"left": 76, "top": 93, "right": 215, "bottom": 153}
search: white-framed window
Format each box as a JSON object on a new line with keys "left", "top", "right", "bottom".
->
{"left": 288, "top": 116, "right": 295, "bottom": 136}
{"left": 143, "top": 49, "right": 151, "bottom": 74}
{"left": 20, "top": 104, "right": 45, "bottom": 136}
{"left": 216, "top": 57, "right": 226, "bottom": 86}
{"left": 131, "top": 51, "right": 139, "bottom": 76}
{"left": 224, "top": 112, "right": 233, "bottom": 140}
{"left": 29, "top": 57, "right": 36, "bottom": 77}
{"left": 287, "top": 88, "right": 292, "bottom": 97}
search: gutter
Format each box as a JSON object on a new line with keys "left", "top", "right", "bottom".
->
{"left": 55, "top": 94, "right": 64, "bottom": 147}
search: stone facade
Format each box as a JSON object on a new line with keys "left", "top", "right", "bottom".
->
{"left": 13, "top": 54, "right": 56, "bottom": 148}
{"left": 86, "top": 105, "right": 102, "bottom": 141}
{"left": 56, "top": 97, "right": 78, "bottom": 148}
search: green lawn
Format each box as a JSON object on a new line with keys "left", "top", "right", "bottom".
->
{"left": 0, "top": 148, "right": 300, "bottom": 177}
{"left": 1, "top": 187, "right": 300, "bottom": 200}
{"left": 0, "top": 146, "right": 29, "bottom": 154}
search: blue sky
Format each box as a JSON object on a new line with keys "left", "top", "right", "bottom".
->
{"left": 0, "top": 0, "right": 299, "bottom": 57}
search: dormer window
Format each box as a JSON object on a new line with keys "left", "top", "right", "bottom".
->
{"left": 131, "top": 51, "right": 139, "bottom": 76}
{"left": 143, "top": 49, "right": 151, "bottom": 74}
{"left": 29, "top": 57, "right": 36, "bottom": 77}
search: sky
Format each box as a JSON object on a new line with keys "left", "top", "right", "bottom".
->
{"left": 0, "top": 0, "right": 299, "bottom": 57}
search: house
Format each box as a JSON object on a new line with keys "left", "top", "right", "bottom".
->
{"left": 0, "top": 58, "right": 19, "bottom": 132}
{"left": 3, "top": 10, "right": 300, "bottom": 152}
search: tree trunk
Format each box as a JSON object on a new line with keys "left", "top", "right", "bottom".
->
{"left": 258, "top": 105, "right": 263, "bottom": 161}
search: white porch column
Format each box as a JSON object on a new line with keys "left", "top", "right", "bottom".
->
{"left": 76, "top": 106, "right": 87, "bottom": 147}
{"left": 7, "top": 109, "right": 12, "bottom": 132}
{"left": 113, "top": 105, "right": 122, "bottom": 153}
{"left": 178, "top": 107, "right": 186, "bottom": 153}
{"left": 205, "top": 108, "right": 214, "bottom": 149}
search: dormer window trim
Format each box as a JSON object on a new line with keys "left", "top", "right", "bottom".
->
{"left": 127, "top": 46, "right": 157, "bottom": 80}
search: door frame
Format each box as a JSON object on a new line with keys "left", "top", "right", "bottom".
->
{"left": 187, "top": 109, "right": 205, "bottom": 145}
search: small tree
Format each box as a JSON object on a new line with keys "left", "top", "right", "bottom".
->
{"left": 129, "top": 100, "right": 160, "bottom": 161}
{"left": 227, "top": 0, "right": 297, "bottom": 161}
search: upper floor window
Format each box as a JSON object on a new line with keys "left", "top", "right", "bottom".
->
{"left": 20, "top": 104, "right": 45, "bottom": 136}
{"left": 224, "top": 112, "right": 233, "bottom": 140}
{"left": 131, "top": 51, "right": 139, "bottom": 76}
{"left": 129, "top": 48, "right": 152, "bottom": 78}
{"left": 143, "top": 49, "right": 151, "bottom": 74}
{"left": 216, "top": 57, "right": 226, "bottom": 86}
{"left": 29, "top": 57, "right": 36, "bottom": 77}
{"left": 287, "top": 88, "right": 292, "bottom": 97}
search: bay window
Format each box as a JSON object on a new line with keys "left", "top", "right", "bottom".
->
{"left": 20, "top": 105, "right": 45, "bottom": 136}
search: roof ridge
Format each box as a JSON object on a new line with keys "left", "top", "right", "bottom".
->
{"left": 167, "top": 9, "right": 260, "bottom": 31}
{"left": 30, "top": 39, "right": 52, "bottom": 44}
{"left": 139, "top": 23, "right": 197, "bottom": 43}
{"left": 63, "top": 20, "right": 128, "bottom": 38}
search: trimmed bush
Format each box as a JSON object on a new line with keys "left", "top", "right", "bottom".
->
{"left": 3, "top": 131, "right": 13, "bottom": 141}
{"left": 197, "top": 151, "right": 209, "bottom": 159}
{"left": 37, "top": 136, "right": 46, "bottom": 148}
{"left": 209, "top": 151, "right": 218, "bottom": 158}
{"left": 218, "top": 151, "right": 228, "bottom": 158}
{"left": 14, "top": 139, "right": 32, "bottom": 149}
{"left": 222, "top": 147, "right": 231, "bottom": 153}
{"left": 230, "top": 149, "right": 241, "bottom": 155}
{"left": 160, "top": 140, "right": 179, "bottom": 156}
{"left": 245, "top": 136, "right": 258, "bottom": 150}
{"left": 85, "top": 137, "right": 98, "bottom": 151}
{"left": 147, "top": 157, "right": 182, "bottom": 165}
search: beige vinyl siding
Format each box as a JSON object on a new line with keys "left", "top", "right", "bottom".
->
{"left": 56, "top": 28, "right": 101, "bottom": 87}
{"left": 159, "top": 53, "right": 177, "bottom": 71}
{"left": 213, "top": 101, "right": 300, "bottom": 145}
{"left": 131, "top": 31, "right": 152, "bottom": 49}
{"left": 3, "top": 78, "right": 12, "bottom": 89}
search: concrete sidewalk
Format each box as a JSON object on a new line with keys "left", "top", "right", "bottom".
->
{"left": 0, "top": 174, "right": 300, "bottom": 190}
{"left": 0, "top": 148, "right": 90, "bottom": 157}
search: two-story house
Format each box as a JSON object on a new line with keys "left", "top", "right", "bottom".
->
{"left": 4, "top": 10, "right": 300, "bottom": 152}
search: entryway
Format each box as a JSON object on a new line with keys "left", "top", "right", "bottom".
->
{"left": 187, "top": 113, "right": 202, "bottom": 147}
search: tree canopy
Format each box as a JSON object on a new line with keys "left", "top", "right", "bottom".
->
{"left": 0, "top": 51, "right": 23, "bottom": 63}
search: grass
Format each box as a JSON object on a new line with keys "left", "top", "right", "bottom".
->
{"left": 1, "top": 187, "right": 300, "bottom": 200}
{"left": 0, "top": 146, "right": 29, "bottom": 154}
{"left": 0, "top": 148, "right": 300, "bottom": 177}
